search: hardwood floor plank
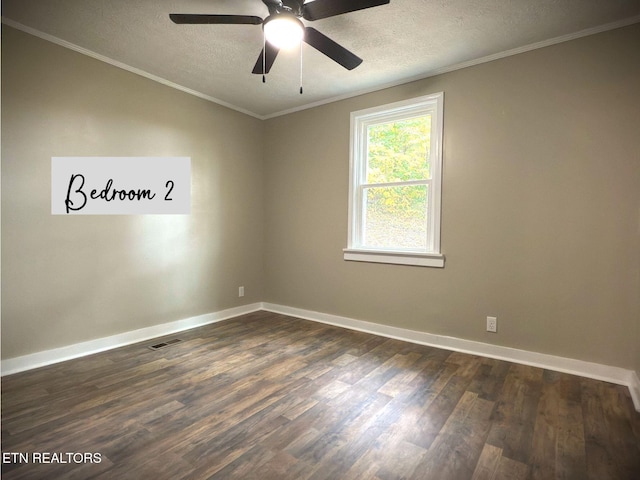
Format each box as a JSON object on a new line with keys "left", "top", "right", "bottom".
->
{"left": 408, "top": 361, "right": 480, "bottom": 450}
{"left": 377, "top": 352, "right": 429, "bottom": 398}
{"left": 471, "top": 443, "right": 502, "bottom": 480}
{"left": 529, "top": 369, "right": 561, "bottom": 480}
{"left": 493, "top": 456, "right": 530, "bottom": 480}
{"left": 2, "top": 311, "right": 638, "bottom": 480}
{"left": 410, "top": 391, "right": 495, "bottom": 480}
{"left": 555, "top": 394, "right": 587, "bottom": 480}
{"left": 357, "top": 428, "right": 428, "bottom": 480}
{"left": 467, "top": 358, "right": 511, "bottom": 402}
{"left": 486, "top": 363, "right": 544, "bottom": 463}
{"left": 303, "top": 392, "right": 398, "bottom": 480}
{"left": 582, "top": 378, "right": 640, "bottom": 479}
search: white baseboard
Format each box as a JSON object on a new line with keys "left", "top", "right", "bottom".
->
{"left": 629, "top": 371, "right": 640, "bottom": 412}
{"left": 2, "top": 301, "right": 639, "bottom": 412}
{"left": 262, "top": 303, "right": 640, "bottom": 412}
{"left": 0, "top": 303, "right": 262, "bottom": 376}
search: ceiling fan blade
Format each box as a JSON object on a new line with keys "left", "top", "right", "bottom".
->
{"left": 303, "top": 27, "right": 363, "bottom": 70}
{"left": 252, "top": 42, "right": 280, "bottom": 74}
{"left": 169, "top": 14, "right": 263, "bottom": 25}
{"left": 302, "top": 0, "right": 389, "bottom": 21}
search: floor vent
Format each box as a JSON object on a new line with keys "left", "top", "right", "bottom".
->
{"left": 148, "top": 338, "right": 182, "bottom": 351}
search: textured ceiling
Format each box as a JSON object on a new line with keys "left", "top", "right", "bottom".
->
{"left": 3, "top": 0, "right": 640, "bottom": 118}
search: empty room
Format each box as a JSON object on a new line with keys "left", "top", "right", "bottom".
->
{"left": 1, "top": 0, "right": 639, "bottom": 479}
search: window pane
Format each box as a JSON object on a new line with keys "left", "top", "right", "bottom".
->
{"left": 367, "top": 115, "right": 431, "bottom": 184}
{"left": 363, "top": 185, "right": 428, "bottom": 250}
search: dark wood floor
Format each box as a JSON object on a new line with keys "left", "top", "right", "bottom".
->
{"left": 2, "top": 311, "right": 639, "bottom": 480}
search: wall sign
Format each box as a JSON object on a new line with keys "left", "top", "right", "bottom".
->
{"left": 51, "top": 157, "right": 191, "bottom": 215}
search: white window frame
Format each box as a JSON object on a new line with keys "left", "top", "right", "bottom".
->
{"left": 344, "top": 92, "right": 444, "bottom": 268}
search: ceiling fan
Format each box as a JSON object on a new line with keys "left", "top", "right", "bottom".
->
{"left": 169, "top": 0, "right": 390, "bottom": 78}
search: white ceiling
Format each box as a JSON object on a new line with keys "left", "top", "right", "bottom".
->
{"left": 3, "top": 0, "right": 640, "bottom": 118}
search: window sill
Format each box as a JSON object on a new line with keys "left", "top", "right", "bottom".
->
{"left": 343, "top": 249, "right": 445, "bottom": 268}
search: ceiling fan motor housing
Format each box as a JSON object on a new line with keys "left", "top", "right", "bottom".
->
{"left": 265, "top": 0, "right": 305, "bottom": 17}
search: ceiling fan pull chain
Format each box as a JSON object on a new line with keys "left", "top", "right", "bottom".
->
{"left": 299, "top": 40, "right": 303, "bottom": 94}
{"left": 263, "top": 29, "right": 267, "bottom": 83}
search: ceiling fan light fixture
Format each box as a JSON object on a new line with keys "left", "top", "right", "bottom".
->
{"left": 263, "top": 13, "right": 304, "bottom": 50}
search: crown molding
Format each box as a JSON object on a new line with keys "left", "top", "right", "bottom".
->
{"left": 1, "top": 17, "right": 265, "bottom": 120}
{"left": 3, "top": 15, "right": 639, "bottom": 120}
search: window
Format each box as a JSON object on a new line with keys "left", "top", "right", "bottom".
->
{"left": 344, "top": 93, "right": 444, "bottom": 267}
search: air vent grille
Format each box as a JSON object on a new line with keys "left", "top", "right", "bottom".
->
{"left": 148, "top": 338, "right": 182, "bottom": 351}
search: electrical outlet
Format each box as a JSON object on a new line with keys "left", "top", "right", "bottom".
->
{"left": 486, "top": 316, "right": 497, "bottom": 333}
{"left": 238, "top": 286, "right": 245, "bottom": 297}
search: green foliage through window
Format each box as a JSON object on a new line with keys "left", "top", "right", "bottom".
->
{"left": 367, "top": 115, "right": 431, "bottom": 184}
{"left": 365, "top": 115, "right": 431, "bottom": 223}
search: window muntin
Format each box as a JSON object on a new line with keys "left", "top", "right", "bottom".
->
{"left": 346, "top": 93, "right": 444, "bottom": 267}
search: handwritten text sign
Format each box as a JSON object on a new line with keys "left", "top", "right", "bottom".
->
{"left": 52, "top": 157, "right": 191, "bottom": 215}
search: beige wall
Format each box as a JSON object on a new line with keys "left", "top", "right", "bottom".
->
{"left": 1, "top": 27, "right": 265, "bottom": 359}
{"left": 2, "top": 23, "right": 639, "bottom": 374}
{"left": 263, "top": 24, "right": 640, "bottom": 371}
